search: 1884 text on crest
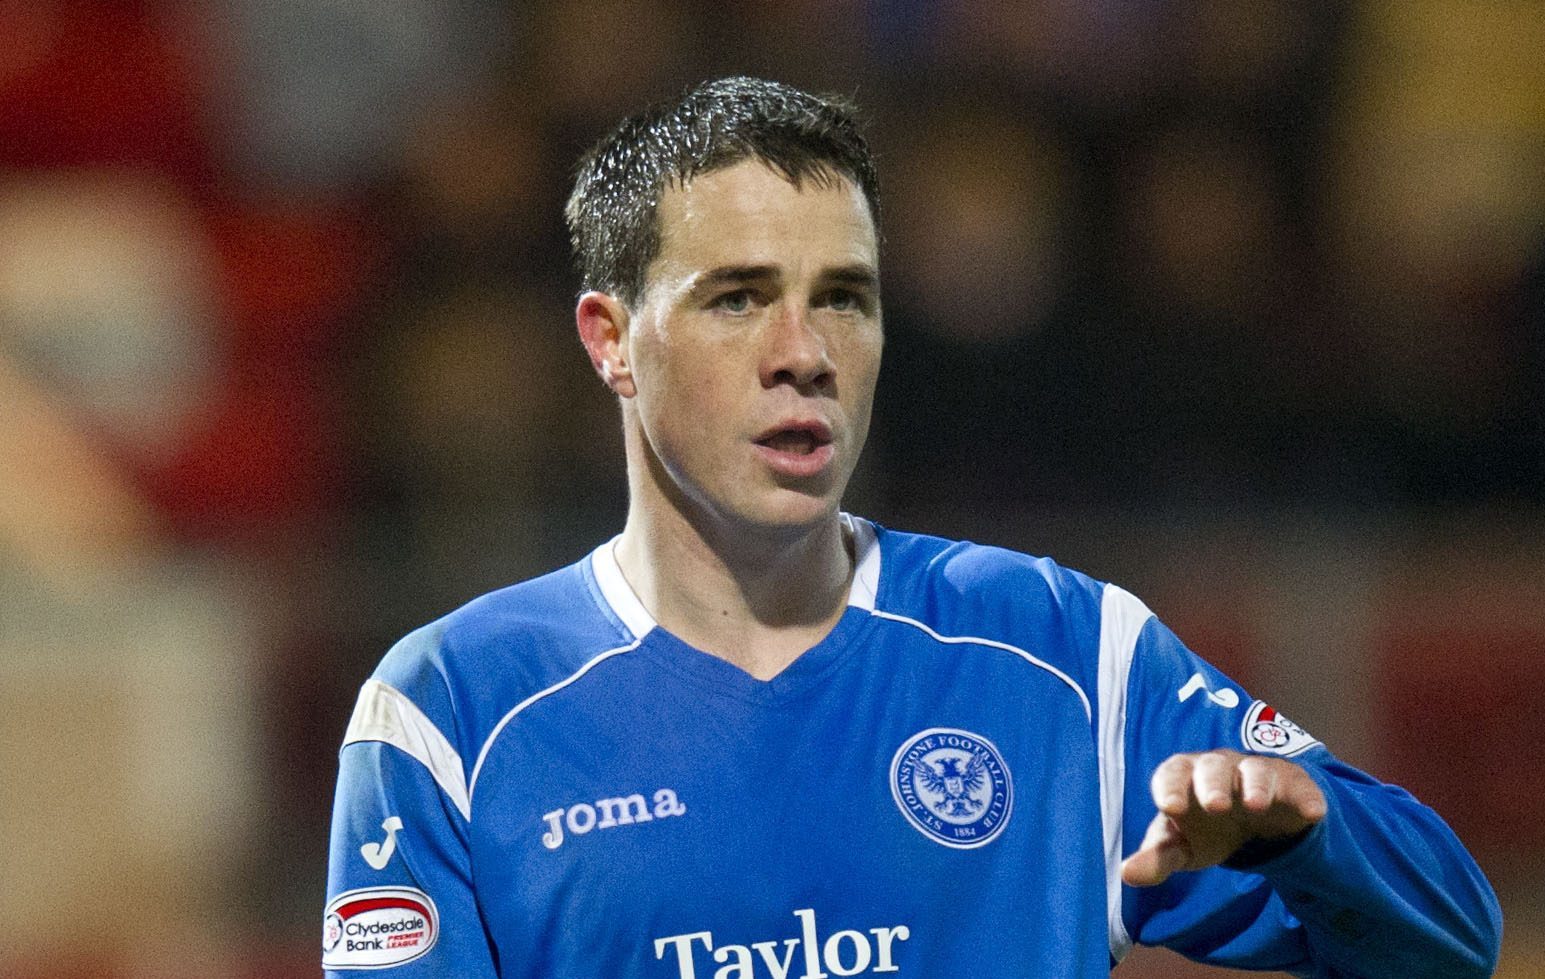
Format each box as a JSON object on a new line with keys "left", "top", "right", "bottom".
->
{"left": 890, "top": 728, "right": 1013, "bottom": 848}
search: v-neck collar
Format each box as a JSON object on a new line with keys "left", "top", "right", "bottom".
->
{"left": 584, "top": 514, "right": 882, "bottom": 703}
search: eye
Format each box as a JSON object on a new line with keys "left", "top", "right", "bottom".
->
{"left": 819, "top": 288, "right": 869, "bottom": 313}
{"left": 711, "top": 289, "right": 755, "bottom": 314}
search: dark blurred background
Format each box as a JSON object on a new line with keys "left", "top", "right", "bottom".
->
{"left": 1, "top": 1, "right": 1540, "bottom": 976}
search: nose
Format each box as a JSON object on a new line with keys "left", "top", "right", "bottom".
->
{"left": 759, "top": 302, "right": 833, "bottom": 391}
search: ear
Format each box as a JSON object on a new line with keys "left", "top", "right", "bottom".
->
{"left": 576, "top": 291, "right": 637, "bottom": 398}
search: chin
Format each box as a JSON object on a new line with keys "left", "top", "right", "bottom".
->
{"left": 735, "top": 491, "right": 842, "bottom": 535}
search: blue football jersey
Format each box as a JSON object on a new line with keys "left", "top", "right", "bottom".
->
{"left": 324, "top": 517, "right": 1499, "bottom": 977}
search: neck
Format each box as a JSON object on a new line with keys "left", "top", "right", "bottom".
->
{"left": 613, "top": 494, "right": 854, "bottom": 681}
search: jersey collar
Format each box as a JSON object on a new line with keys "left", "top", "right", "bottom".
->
{"left": 589, "top": 513, "right": 881, "bottom": 641}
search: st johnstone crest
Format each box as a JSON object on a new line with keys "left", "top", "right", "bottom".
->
{"left": 890, "top": 728, "right": 1013, "bottom": 848}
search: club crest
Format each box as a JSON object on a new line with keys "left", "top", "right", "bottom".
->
{"left": 890, "top": 728, "right": 1012, "bottom": 848}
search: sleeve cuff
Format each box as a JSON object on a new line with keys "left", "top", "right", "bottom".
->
{"left": 1221, "top": 758, "right": 1333, "bottom": 872}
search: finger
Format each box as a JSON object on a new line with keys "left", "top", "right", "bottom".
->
{"left": 1121, "top": 814, "right": 1191, "bottom": 887}
{"left": 1254, "top": 753, "right": 1328, "bottom": 821}
{"left": 1274, "top": 759, "right": 1328, "bottom": 824}
{"left": 1191, "top": 751, "right": 1238, "bottom": 815}
{"left": 1151, "top": 755, "right": 1198, "bottom": 816}
{"left": 1238, "top": 754, "right": 1279, "bottom": 813}
{"left": 1236, "top": 756, "right": 1328, "bottom": 837}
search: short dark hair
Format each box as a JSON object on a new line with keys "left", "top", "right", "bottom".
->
{"left": 565, "top": 76, "right": 879, "bottom": 308}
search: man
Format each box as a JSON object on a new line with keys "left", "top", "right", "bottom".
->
{"left": 324, "top": 77, "right": 1500, "bottom": 977}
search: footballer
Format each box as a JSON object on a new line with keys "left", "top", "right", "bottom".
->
{"left": 324, "top": 77, "right": 1500, "bottom": 977}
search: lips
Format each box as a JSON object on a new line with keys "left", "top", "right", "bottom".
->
{"left": 754, "top": 420, "right": 833, "bottom": 455}
{"left": 753, "top": 420, "right": 836, "bottom": 477}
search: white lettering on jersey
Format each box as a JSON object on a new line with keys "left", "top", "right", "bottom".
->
{"left": 654, "top": 908, "right": 910, "bottom": 979}
{"left": 541, "top": 787, "right": 687, "bottom": 849}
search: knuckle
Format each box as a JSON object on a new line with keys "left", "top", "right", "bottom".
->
{"left": 1237, "top": 754, "right": 1269, "bottom": 775}
{"left": 1195, "top": 750, "right": 1232, "bottom": 774}
{"left": 1155, "top": 754, "right": 1192, "bottom": 778}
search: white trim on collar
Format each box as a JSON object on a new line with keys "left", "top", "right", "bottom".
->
{"left": 843, "top": 513, "right": 881, "bottom": 611}
{"left": 588, "top": 514, "right": 882, "bottom": 636}
{"left": 590, "top": 536, "right": 657, "bottom": 639}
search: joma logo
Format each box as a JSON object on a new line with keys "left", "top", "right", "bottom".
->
{"left": 541, "top": 788, "right": 686, "bottom": 849}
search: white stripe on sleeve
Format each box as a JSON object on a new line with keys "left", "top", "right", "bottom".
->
{"left": 344, "top": 678, "right": 472, "bottom": 822}
{"left": 1097, "top": 583, "right": 1154, "bottom": 962}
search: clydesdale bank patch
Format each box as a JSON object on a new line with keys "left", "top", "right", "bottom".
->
{"left": 323, "top": 885, "right": 439, "bottom": 970}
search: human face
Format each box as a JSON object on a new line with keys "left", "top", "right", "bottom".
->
{"left": 621, "top": 159, "right": 882, "bottom": 535}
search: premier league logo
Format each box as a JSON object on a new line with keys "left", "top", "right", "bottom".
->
{"left": 323, "top": 912, "right": 343, "bottom": 952}
{"left": 890, "top": 728, "right": 1013, "bottom": 848}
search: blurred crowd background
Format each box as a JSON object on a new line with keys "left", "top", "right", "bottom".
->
{"left": 1, "top": 1, "right": 1541, "bottom": 976}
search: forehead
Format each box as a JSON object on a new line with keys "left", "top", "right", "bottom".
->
{"left": 648, "top": 160, "right": 877, "bottom": 285}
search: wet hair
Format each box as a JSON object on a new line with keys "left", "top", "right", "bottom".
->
{"left": 564, "top": 76, "right": 879, "bottom": 308}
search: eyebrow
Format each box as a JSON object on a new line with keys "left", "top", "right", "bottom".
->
{"left": 693, "top": 265, "right": 779, "bottom": 292}
{"left": 824, "top": 264, "right": 881, "bottom": 292}
{"left": 685, "top": 263, "right": 880, "bottom": 300}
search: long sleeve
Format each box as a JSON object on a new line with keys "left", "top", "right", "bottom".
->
{"left": 1117, "top": 610, "right": 1501, "bottom": 977}
{"left": 324, "top": 678, "right": 498, "bottom": 977}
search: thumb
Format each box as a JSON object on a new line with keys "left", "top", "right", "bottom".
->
{"left": 1121, "top": 814, "right": 1191, "bottom": 887}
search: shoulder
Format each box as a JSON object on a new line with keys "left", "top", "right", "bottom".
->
{"left": 873, "top": 523, "right": 1112, "bottom": 631}
{"left": 361, "top": 550, "right": 635, "bottom": 755}
{"left": 868, "top": 523, "right": 1155, "bottom": 697}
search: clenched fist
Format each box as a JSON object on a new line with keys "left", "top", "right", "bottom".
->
{"left": 1121, "top": 750, "right": 1328, "bottom": 887}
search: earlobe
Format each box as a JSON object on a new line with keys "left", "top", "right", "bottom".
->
{"left": 576, "top": 291, "right": 636, "bottom": 398}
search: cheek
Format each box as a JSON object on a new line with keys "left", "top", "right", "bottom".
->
{"left": 848, "top": 333, "right": 885, "bottom": 439}
{"left": 634, "top": 344, "right": 743, "bottom": 446}
{"left": 630, "top": 334, "right": 687, "bottom": 415}
{"left": 837, "top": 328, "right": 885, "bottom": 395}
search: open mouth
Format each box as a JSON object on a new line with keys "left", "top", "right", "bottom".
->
{"left": 753, "top": 421, "right": 836, "bottom": 476}
{"left": 756, "top": 429, "right": 825, "bottom": 455}
{"left": 754, "top": 422, "right": 833, "bottom": 456}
